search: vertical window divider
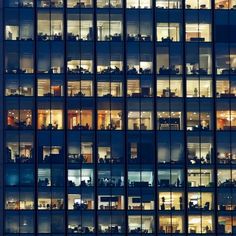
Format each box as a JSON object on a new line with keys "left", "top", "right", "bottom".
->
{"left": 1, "top": 1, "right": 5, "bottom": 234}
{"left": 182, "top": 0, "right": 189, "bottom": 234}
{"left": 123, "top": 0, "right": 128, "bottom": 233}
{"left": 49, "top": 6, "right": 53, "bottom": 232}
{"left": 17, "top": 6, "right": 21, "bottom": 233}
{"left": 63, "top": 0, "right": 68, "bottom": 234}
{"left": 197, "top": 5, "right": 203, "bottom": 232}
{"left": 34, "top": 1, "right": 38, "bottom": 234}
{"left": 108, "top": 4, "right": 112, "bottom": 230}
{"left": 93, "top": 0, "right": 98, "bottom": 233}
{"left": 211, "top": 0, "right": 218, "bottom": 234}
{"left": 152, "top": 0, "right": 158, "bottom": 234}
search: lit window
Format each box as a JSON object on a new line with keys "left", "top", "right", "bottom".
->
{"left": 216, "top": 80, "right": 231, "bottom": 97}
{"left": 97, "top": 82, "right": 122, "bottom": 97}
{"left": 186, "top": 46, "right": 212, "bottom": 75}
{"left": 68, "top": 110, "right": 93, "bottom": 130}
{"left": 37, "top": 0, "right": 64, "bottom": 8}
{"left": 5, "top": 80, "right": 33, "bottom": 96}
{"left": 97, "top": 15, "right": 122, "bottom": 41}
{"left": 41, "top": 146, "right": 63, "bottom": 163}
{"left": 218, "top": 216, "right": 235, "bottom": 234}
{"left": 127, "top": 0, "right": 151, "bottom": 8}
{"left": 158, "top": 169, "right": 184, "bottom": 187}
{"left": 128, "top": 195, "right": 155, "bottom": 210}
{"left": 98, "top": 146, "right": 111, "bottom": 163}
{"left": 98, "top": 195, "right": 124, "bottom": 210}
{"left": 98, "top": 169, "right": 124, "bottom": 187}
{"left": 128, "top": 171, "right": 154, "bottom": 187}
{"left": 159, "top": 192, "right": 184, "bottom": 210}
{"left": 38, "top": 192, "right": 64, "bottom": 210}
{"left": 157, "top": 79, "right": 182, "bottom": 97}
{"left": 68, "top": 142, "right": 93, "bottom": 163}
{"left": 67, "top": 14, "right": 93, "bottom": 41}
{"left": 38, "top": 109, "right": 63, "bottom": 130}
{"left": 128, "top": 216, "right": 154, "bottom": 233}
{"left": 5, "top": 25, "right": 19, "bottom": 40}
{"left": 67, "top": 0, "right": 92, "bottom": 8}
{"left": 157, "top": 111, "right": 182, "bottom": 130}
{"left": 157, "top": 47, "right": 182, "bottom": 75}
{"left": 217, "top": 169, "right": 236, "bottom": 187}
{"left": 37, "top": 12, "right": 63, "bottom": 40}
{"left": 188, "top": 192, "right": 213, "bottom": 210}
{"left": 128, "top": 111, "right": 153, "bottom": 130}
{"left": 98, "top": 215, "right": 124, "bottom": 233}
{"left": 188, "top": 215, "right": 213, "bottom": 233}
{"left": 159, "top": 215, "right": 183, "bottom": 233}
{"left": 157, "top": 23, "right": 180, "bottom": 42}
{"left": 127, "top": 80, "right": 140, "bottom": 96}
{"left": 186, "top": 24, "right": 211, "bottom": 42}
{"left": 97, "top": 0, "right": 122, "bottom": 8}
{"left": 187, "top": 136, "right": 212, "bottom": 164}
{"left": 127, "top": 16, "right": 152, "bottom": 41}
{"left": 5, "top": 190, "right": 34, "bottom": 210}
{"left": 38, "top": 168, "right": 51, "bottom": 187}
{"left": 68, "top": 169, "right": 94, "bottom": 187}
{"left": 38, "top": 79, "right": 63, "bottom": 97}
{"left": 127, "top": 61, "right": 152, "bottom": 74}
{"left": 6, "top": 141, "right": 33, "bottom": 163}
{"left": 188, "top": 169, "right": 213, "bottom": 187}
{"left": 187, "top": 79, "right": 212, "bottom": 97}
{"left": 97, "top": 110, "right": 123, "bottom": 130}
{"left": 217, "top": 110, "right": 236, "bottom": 130}
{"left": 7, "top": 109, "right": 32, "bottom": 129}
{"left": 97, "top": 60, "right": 123, "bottom": 74}
{"left": 156, "top": 0, "right": 182, "bottom": 9}
{"left": 187, "top": 112, "right": 211, "bottom": 131}
{"left": 186, "top": 0, "right": 211, "bottom": 9}
{"left": 67, "top": 60, "right": 93, "bottom": 74}
{"left": 67, "top": 81, "right": 93, "bottom": 97}
{"left": 68, "top": 193, "right": 94, "bottom": 210}
{"left": 215, "top": 0, "right": 236, "bottom": 9}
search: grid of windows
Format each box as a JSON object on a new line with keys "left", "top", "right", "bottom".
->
{"left": 1, "top": 0, "right": 236, "bottom": 235}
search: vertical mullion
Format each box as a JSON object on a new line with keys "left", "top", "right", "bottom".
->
{"left": 63, "top": 0, "right": 68, "bottom": 235}
{"left": 123, "top": 0, "right": 128, "bottom": 233}
{"left": 211, "top": 0, "right": 218, "bottom": 234}
{"left": 34, "top": 1, "right": 38, "bottom": 234}
{"left": 182, "top": 0, "right": 189, "bottom": 234}
{"left": 152, "top": 0, "right": 158, "bottom": 234}
{"left": 0, "top": 1, "right": 5, "bottom": 234}
{"left": 93, "top": 0, "right": 98, "bottom": 233}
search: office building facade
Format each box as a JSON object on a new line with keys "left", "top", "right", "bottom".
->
{"left": 0, "top": 0, "right": 236, "bottom": 234}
